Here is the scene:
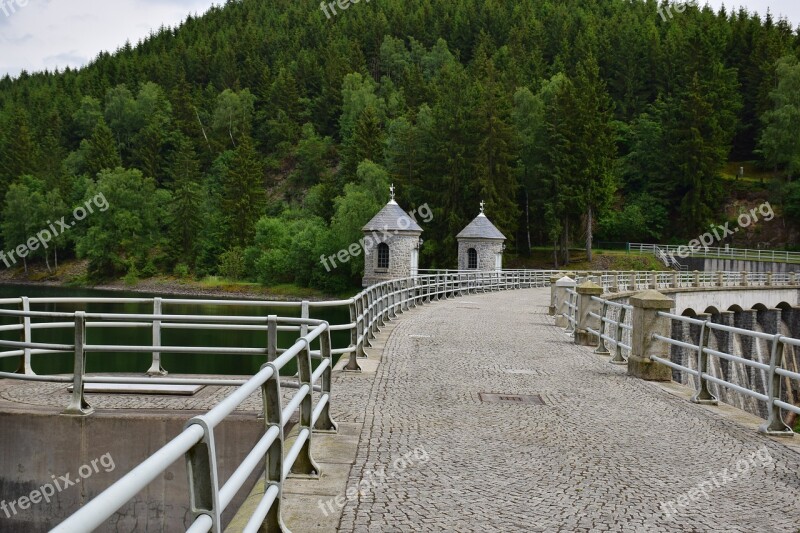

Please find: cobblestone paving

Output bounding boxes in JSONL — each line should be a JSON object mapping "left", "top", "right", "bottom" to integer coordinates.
{"left": 333, "top": 288, "right": 800, "bottom": 533}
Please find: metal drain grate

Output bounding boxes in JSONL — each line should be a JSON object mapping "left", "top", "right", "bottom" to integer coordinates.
{"left": 478, "top": 393, "right": 544, "bottom": 405}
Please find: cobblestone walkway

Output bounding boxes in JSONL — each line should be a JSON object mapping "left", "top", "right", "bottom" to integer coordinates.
{"left": 331, "top": 288, "right": 800, "bottom": 533}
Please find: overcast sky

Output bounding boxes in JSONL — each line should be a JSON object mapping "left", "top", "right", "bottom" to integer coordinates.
{"left": 0, "top": 1, "right": 798, "bottom": 78}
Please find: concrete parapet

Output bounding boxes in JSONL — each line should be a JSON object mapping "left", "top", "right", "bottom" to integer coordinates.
{"left": 554, "top": 276, "right": 577, "bottom": 328}
{"left": 627, "top": 290, "right": 674, "bottom": 381}
{"left": 574, "top": 281, "right": 603, "bottom": 346}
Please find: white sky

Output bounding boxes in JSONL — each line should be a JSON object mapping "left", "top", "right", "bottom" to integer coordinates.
{"left": 0, "top": 1, "right": 798, "bottom": 78}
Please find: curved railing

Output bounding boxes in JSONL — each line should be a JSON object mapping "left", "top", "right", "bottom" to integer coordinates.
{"left": 1, "top": 267, "right": 795, "bottom": 531}
{"left": 31, "top": 270, "right": 548, "bottom": 532}
{"left": 555, "top": 277, "right": 800, "bottom": 437}
{"left": 51, "top": 316, "right": 336, "bottom": 533}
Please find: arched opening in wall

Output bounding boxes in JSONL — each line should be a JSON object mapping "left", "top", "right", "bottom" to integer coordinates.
{"left": 377, "top": 243, "right": 390, "bottom": 270}
{"left": 777, "top": 302, "right": 793, "bottom": 329}
{"left": 467, "top": 248, "right": 478, "bottom": 270}
{"left": 751, "top": 303, "right": 768, "bottom": 311}
{"left": 727, "top": 304, "right": 744, "bottom": 313}
{"left": 704, "top": 306, "right": 721, "bottom": 316}
{"left": 681, "top": 308, "right": 697, "bottom": 318}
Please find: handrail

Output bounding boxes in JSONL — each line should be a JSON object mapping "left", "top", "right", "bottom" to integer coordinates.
{"left": 556, "top": 278, "right": 799, "bottom": 437}
{"left": 52, "top": 318, "right": 335, "bottom": 532}
{"left": 629, "top": 242, "right": 800, "bottom": 264}
{"left": 652, "top": 312, "right": 800, "bottom": 435}
{"left": 1, "top": 267, "right": 796, "bottom": 531}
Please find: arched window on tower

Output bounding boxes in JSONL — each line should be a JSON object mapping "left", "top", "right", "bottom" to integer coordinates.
{"left": 467, "top": 248, "right": 478, "bottom": 269}
{"left": 377, "top": 243, "right": 390, "bottom": 269}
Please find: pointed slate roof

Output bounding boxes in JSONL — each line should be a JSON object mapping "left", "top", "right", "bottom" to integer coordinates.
{"left": 456, "top": 213, "right": 506, "bottom": 240}
{"left": 363, "top": 200, "right": 423, "bottom": 233}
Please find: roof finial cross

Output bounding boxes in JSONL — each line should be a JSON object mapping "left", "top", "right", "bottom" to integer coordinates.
{"left": 480, "top": 200, "right": 485, "bottom": 214}
{"left": 390, "top": 183, "right": 396, "bottom": 201}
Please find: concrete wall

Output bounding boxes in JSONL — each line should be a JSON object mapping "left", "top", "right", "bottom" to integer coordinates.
{"left": 362, "top": 231, "right": 420, "bottom": 287}
{"left": 0, "top": 406, "right": 263, "bottom": 532}
{"left": 669, "top": 287, "right": 798, "bottom": 315}
{"left": 604, "top": 286, "right": 800, "bottom": 423}
{"left": 679, "top": 257, "right": 799, "bottom": 273}
{"left": 457, "top": 239, "right": 503, "bottom": 271}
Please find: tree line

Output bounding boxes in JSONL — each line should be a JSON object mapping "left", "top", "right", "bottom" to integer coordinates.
{"left": 1, "top": 0, "right": 799, "bottom": 290}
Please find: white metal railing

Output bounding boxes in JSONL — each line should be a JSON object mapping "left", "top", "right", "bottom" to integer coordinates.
{"left": 630, "top": 243, "right": 800, "bottom": 264}
{"left": 36, "top": 270, "right": 550, "bottom": 531}
{"left": 652, "top": 312, "right": 800, "bottom": 436}
{"left": 0, "top": 267, "right": 796, "bottom": 530}
{"left": 49, "top": 315, "right": 335, "bottom": 532}
{"left": 586, "top": 296, "right": 633, "bottom": 364}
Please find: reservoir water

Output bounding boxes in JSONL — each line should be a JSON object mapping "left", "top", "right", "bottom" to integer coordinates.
{"left": 0, "top": 285, "right": 351, "bottom": 376}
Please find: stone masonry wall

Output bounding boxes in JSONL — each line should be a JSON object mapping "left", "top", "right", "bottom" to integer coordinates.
{"left": 457, "top": 239, "right": 503, "bottom": 271}
{"left": 362, "top": 231, "right": 420, "bottom": 287}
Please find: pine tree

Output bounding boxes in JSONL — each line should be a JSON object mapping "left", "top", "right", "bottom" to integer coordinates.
{"left": 86, "top": 121, "right": 123, "bottom": 178}
{"left": 222, "top": 134, "right": 266, "bottom": 246}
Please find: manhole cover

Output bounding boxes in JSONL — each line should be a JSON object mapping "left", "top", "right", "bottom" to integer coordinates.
{"left": 478, "top": 393, "right": 544, "bottom": 405}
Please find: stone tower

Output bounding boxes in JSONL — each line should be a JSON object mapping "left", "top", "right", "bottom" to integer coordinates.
{"left": 362, "top": 186, "right": 423, "bottom": 287}
{"left": 456, "top": 202, "right": 506, "bottom": 271}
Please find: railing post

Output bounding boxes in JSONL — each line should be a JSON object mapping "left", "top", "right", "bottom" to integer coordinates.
{"left": 648, "top": 272, "right": 657, "bottom": 290}
{"left": 627, "top": 290, "right": 673, "bottom": 381}
{"left": 716, "top": 271, "right": 724, "bottom": 287}
{"left": 315, "top": 328, "right": 338, "bottom": 431}
{"left": 364, "top": 293, "right": 374, "bottom": 347}
{"left": 390, "top": 282, "right": 399, "bottom": 318}
{"left": 356, "top": 297, "right": 367, "bottom": 359}
{"left": 147, "top": 297, "right": 167, "bottom": 375}
{"left": 267, "top": 315, "right": 278, "bottom": 363}
{"left": 594, "top": 301, "right": 610, "bottom": 356}
{"left": 63, "top": 311, "right": 94, "bottom": 416}
{"left": 609, "top": 306, "right": 628, "bottom": 365}
{"left": 184, "top": 417, "right": 222, "bottom": 532}
{"left": 766, "top": 271, "right": 773, "bottom": 287}
{"left": 791, "top": 272, "right": 798, "bottom": 285}
{"left": 345, "top": 303, "right": 361, "bottom": 371}
{"left": 670, "top": 271, "right": 678, "bottom": 289}
{"left": 554, "top": 276, "right": 577, "bottom": 328}
{"left": 759, "top": 334, "right": 794, "bottom": 437}
{"left": 290, "top": 338, "right": 321, "bottom": 477}
{"left": 300, "top": 300, "right": 310, "bottom": 337}
{"left": 575, "top": 281, "right": 603, "bottom": 346}
{"left": 740, "top": 271, "right": 748, "bottom": 287}
{"left": 15, "top": 297, "right": 34, "bottom": 375}
{"left": 692, "top": 270, "right": 700, "bottom": 288}
{"left": 260, "top": 362, "right": 287, "bottom": 530}
{"left": 691, "top": 315, "right": 718, "bottom": 405}
{"left": 610, "top": 271, "right": 619, "bottom": 293}
{"left": 548, "top": 273, "right": 563, "bottom": 315}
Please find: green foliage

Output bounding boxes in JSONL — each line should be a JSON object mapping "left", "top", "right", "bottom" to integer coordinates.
{"left": 76, "top": 168, "right": 168, "bottom": 278}
{"left": 0, "top": 0, "right": 797, "bottom": 280}
{"left": 218, "top": 247, "right": 246, "bottom": 281}
{"left": 758, "top": 56, "right": 800, "bottom": 179}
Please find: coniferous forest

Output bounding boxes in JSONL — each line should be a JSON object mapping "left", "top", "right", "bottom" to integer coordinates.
{"left": 1, "top": 0, "right": 800, "bottom": 291}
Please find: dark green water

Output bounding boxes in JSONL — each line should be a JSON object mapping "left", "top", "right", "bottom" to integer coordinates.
{"left": 0, "top": 285, "right": 351, "bottom": 376}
